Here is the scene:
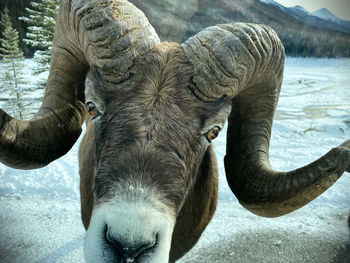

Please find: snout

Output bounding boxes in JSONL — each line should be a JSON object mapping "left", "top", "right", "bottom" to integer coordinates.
{"left": 84, "top": 199, "right": 175, "bottom": 263}
{"left": 105, "top": 229, "right": 158, "bottom": 262}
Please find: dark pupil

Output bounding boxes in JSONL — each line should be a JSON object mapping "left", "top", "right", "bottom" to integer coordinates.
{"left": 208, "top": 127, "right": 220, "bottom": 141}
{"left": 87, "top": 102, "right": 96, "bottom": 112}
{"left": 89, "top": 104, "right": 96, "bottom": 112}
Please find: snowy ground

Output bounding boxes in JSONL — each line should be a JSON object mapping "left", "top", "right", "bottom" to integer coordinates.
{"left": 0, "top": 57, "right": 349, "bottom": 262}
{"left": 0, "top": 59, "right": 47, "bottom": 119}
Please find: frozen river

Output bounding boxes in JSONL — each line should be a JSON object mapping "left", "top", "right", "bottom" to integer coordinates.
{"left": 0, "top": 57, "right": 349, "bottom": 262}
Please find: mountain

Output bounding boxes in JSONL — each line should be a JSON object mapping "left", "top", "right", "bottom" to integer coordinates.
{"left": 149, "top": 0, "right": 350, "bottom": 57}
{"left": 256, "top": 0, "right": 350, "bottom": 34}
{"left": 289, "top": 5, "right": 311, "bottom": 17}
{"left": 130, "top": 0, "right": 350, "bottom": 57}
{"left": 313, "top": 8, "right": 343, "bottom": 24}
{"left": 2, "top": 0, "right": 350, "bottom": 58}
{"left": 312, "top": 8, "right": 350, "bottom": 30}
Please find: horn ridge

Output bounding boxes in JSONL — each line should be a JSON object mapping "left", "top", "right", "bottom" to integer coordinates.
{"left": 0, "top": 101, "right": 85, "bottom": 169}
{"left": 182, "top": 22, "right": 349, "bottom": 217}
{"left": 181, "top": 23, "right": 282, "bottom": 101}
{"left": 77, "top": 0, "right": 160, "bottom": 81}
{"left": 0, "top": 0, "right": 160, "bottom": 169}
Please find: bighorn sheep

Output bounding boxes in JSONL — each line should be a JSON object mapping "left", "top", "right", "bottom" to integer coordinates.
{"left": 0, "top": 0, "right": 349, "bottom": 262}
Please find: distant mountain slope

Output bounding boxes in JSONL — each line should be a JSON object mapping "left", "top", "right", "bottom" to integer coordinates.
{"left": 2, "top": 0, "right": 350, "bottom": 58}
{"left": 256, "top": 0, "right": 350, "bottom": 34}
{"left": 132, "top": 0, "right": 350, "bottom": 57}
{"left": 312, "top": 8, "right": 350, "bottom": 30}
{"left": 313, "top": 8, "right": 343, "bottom": 23}
{"left": 289, "top": 5, "right": 311, "bottom": 17}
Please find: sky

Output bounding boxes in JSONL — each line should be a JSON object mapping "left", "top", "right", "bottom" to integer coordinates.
{"left": 274, "top": 0, "right": 350, "bottom": 21}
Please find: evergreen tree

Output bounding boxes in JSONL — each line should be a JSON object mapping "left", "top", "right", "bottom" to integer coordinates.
{"left": 20, "top": 0, "right": 59, "bottom": 87}
{"left": 0, "top": 7, "right": 28, "bottom": 120}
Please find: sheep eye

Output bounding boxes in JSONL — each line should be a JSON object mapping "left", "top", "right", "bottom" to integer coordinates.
{"left": 207, "top": 126, "right": 221, "bottom": 142}
{"left": 86, "top": 101, "right": 100, "bottom": 118}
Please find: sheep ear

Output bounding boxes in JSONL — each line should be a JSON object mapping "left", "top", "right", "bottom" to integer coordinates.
{"left": 182, "top": 23, "right": 350, "bottom": 217}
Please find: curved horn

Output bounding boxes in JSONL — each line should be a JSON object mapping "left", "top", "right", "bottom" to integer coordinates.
{"left": 181, "top": 23, "right": 350, "bottom": 217}
{"left": 0, "top": 0, "right": 160, "bottom": 169}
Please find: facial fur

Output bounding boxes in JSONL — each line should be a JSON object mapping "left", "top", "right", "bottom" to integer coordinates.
{"left": 86, "top": 42, "right": 231, "bottom": 212}
{"left": 83, "top": 42, "right": 231, "bottom": 262}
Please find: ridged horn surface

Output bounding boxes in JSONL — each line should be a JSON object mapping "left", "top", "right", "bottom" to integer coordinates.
{"left": 0, "top": 0, "right": 160, "bottom": 169}
{"left": 182, "top": 23, "right": 350, "bottom": 217}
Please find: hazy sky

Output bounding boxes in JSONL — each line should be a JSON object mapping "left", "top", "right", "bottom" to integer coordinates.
{"left": 274, "top": 0, "right": 350, "bottom": 20}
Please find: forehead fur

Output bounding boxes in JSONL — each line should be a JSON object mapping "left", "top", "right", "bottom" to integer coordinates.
{"left": 90, "top": 41, "right": 230, "bottom": 210}
{"left": 91, "top": 43, "right": 205, "bottom": 207}
{"left": 96, "top": 42, "right": 204, "bottom": 147}
{"left": 132, "top": 42, "right": 195, "bottom": 107}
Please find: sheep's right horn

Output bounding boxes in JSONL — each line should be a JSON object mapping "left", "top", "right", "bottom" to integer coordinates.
{"left": 181, "top": 23, "right": 350, "bottom": 217}
{"left": 0, "top": 0, "right": 160, "bottom": 169}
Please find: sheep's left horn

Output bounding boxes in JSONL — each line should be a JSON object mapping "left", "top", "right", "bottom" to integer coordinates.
{"left": 181, "top": 23, "right": 350, "bottom": 217}
{"left": 0, "top": 103, "right": 85, "bottom": 169}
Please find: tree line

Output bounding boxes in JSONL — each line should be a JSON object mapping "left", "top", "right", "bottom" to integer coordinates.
{"left": 277, "top": 27, "right": 350, "bottom": 58}
{"left": 0, "top": 0, "right": 59, "bottom": 119}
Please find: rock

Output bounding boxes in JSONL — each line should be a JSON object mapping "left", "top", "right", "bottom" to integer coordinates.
{"left": 273, "top": 240, "right": 282, "bottom": 246}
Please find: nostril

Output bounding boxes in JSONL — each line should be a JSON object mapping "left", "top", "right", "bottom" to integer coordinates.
{"left": 105, "top": 229, "right": 158, "bottom": 260}
{"left": 105, "top": 230, "right": 124, "bottom": 254}
{"left": 128, "top": 237, "right": 157, "bottom": 259}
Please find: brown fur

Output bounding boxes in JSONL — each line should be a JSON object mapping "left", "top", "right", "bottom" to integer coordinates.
{"left": 79, "top": 42, "right": 231, "bottom": 260}
{"left": 79, "top": 119, "right": 95, "bottom": 229}
{"left": 79, "top": 126, "right": 219, "bottom": 261}
{"left": 169, "top": 145, "right": 218, "bottom": 262}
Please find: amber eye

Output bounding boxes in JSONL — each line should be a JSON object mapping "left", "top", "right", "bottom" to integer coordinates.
{"left": 207, "top": 126, "right": 221, "bottom": 141}
{"left": 86, "top": 101, "right": 100, "bottom": 118}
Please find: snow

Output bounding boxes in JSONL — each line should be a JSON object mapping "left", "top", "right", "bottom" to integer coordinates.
{"left": 290, "top": 5, "right": 311, "bottom": 15}
{"left": 0, "top": 57, "right": 349, "bottom": 262}
{"left": 257, "top": 0, "right": 276, "bottom": 4}
{"left": 257, "top": 0, "right": 282, "bottom": 9}
{"left": 0, "top": 59, "right": 47, "bottom": 118}
{"left": 257, "top": 0, "right": 287, "bottom": 12}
